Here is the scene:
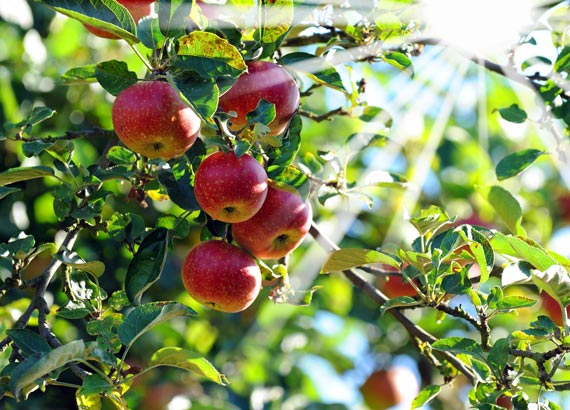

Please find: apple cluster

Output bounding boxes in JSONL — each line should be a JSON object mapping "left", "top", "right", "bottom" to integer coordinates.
{"left": 109, "top": 45, "right": 309, "bottom": 313}
{"left": 185, "top": 152, "right": 312, "bottom": 313}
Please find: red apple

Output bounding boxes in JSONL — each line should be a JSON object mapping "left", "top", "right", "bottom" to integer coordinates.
{"left": 232, "top": 185, "right": 312, "bottom": 260}
{"left": 84, "top": 0, "right": 154, "bottom": 39}
{"left": 112, "top": 81, "right": 200, "bottom": 159}
{"left": 181, "top": 240, "right": 262, "bottom": 313}
{"left": 194, "top": 151, "right": 268, "bottom": 223}
{"left": 540, "top": 291, "right": 568, "bottom": 326}
{"left": 496, "top": 395, "right": 513, "bottom": 410}
{"left": 218, "top": 61, "right": 300, "bottom": 136}
{"left": 196, "top": 0, "right": 220, "bottom": 20}
{"left": 359, "top": 366, "right": 419, "bottom": 410}
{"left": 382, "top": 275, "right": 418, "bottom": 298}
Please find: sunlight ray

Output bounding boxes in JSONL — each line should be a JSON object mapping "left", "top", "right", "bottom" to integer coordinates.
{"left": 477, "top": 62, "right": 489, "bottom": 152}
{"left": 384, "top": 53, "right": 471, "bottom": 243}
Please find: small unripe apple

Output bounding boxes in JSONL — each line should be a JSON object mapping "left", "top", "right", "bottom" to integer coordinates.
{"left": 359, "top": 366, "right": 419, "bottom": 410}
{"left": 112, "top": 81, "right": 200, "bottom": 159}
{"left": 218, "top": 61, "right": 300, "bottom": 136}
{"left": 84, "top": 0, "right": 154, "bottom": 39}
{"left": 194, "top": 151, "right": 268, "bottom": 223}
{"left": 181, "top": 240, "right": 262, "bottom": 313}
{"left": 496, "top": 395, "right": 513, "bottom": 410}
{"left": 232, "top": 185, "right": 312, "bottom": 260}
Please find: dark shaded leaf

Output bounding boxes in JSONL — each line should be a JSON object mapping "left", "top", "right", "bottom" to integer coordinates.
{"left": 118, "top": 302, "right": 196, "bottom": 348}
{"left": 497, "top": 104, "right": 527, "bottom": 123}
{"left": 124, "top": 228, "right": 169, "bottom": 305}
{"left": 496, "top": 149, "right": 545, "bottom": 181}
{"left": 95, "top": 60, "right": 138, "bottom": 96}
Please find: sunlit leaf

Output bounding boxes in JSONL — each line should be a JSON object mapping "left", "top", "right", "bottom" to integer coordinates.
{"left": 117, "top": 302, "right": 196, "bottom": 349}
{"left": 175, "top": 32, "right": 246, "bottom": 79}
{"left": 0, "top": 166, "right": 55, "bottom": 186}
{"left": 10, "top": 340, "right": 85, "bottom": 400}
{"left": 532, "top": 265, "right": 570, "bottom": 307}
{"left": 479, "top": 185, "right": 525, "bottom": 235}
{"left": 61, "top": 65, "right": 97, "bottom": 83}
{"left": 412, "top": 384, "right": 441, "bottom": 409}
{"left": 431, "top": 337, "right": 484, "bottom": 358}
{"left": 279, "top": 52, "right": 346, "bottom": 92}
{"left": 322, "top": 248, "right": 400, "bottom": 273}
{"left": 55, "top": 249, "right": 105, "bottom": 277}
{"left": 148, "top": 347, "right": 228, "bottom": 385}
{"left": 37, "top": 0, "right": 138, "bottom": 43}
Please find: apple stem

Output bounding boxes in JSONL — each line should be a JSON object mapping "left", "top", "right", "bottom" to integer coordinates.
{"left": 128, "top": 42, "right": 154, "bottom": 72}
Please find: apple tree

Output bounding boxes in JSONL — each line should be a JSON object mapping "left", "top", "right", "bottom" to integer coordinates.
{"left": 1, "top": 1, "right": 570, "bottom": 409}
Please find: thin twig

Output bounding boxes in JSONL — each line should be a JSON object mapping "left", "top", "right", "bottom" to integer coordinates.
{"left": 309, "top": 222, "right": 476, "bottom": 383}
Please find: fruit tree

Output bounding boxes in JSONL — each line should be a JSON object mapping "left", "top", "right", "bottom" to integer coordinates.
{"left": 1, "top": 1, "right": 570, "bottom": 409}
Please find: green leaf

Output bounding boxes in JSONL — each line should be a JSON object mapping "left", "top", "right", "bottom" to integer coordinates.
{"left": 441, "top": 273, "right": 472, "bottom": 295}
{"left": 61, "top": 65, "right": 97, "bottom": 84}
{"left": 95, "top": 60, "right": 138, "bottom": 96}
{"left": 37, "top": 0, "right": 139, "bottom": 43}
{"left": 117, "top": 302, "right": 196, "bottom": 349}
{"left": 266, "top": 114, "right": 302, "bottom": 166}
{"left": 22, "top": 141, "right": 54, "bottom": 157}
{"left": 431, "top": 337, "right": 484, "bottom": 358}
{"left": 170, "top": 74, "right": 219, "bottom": 121}
{"left": 5, "top": 107, "right": 56, "bottom": 132}
{"left": 379, "top": 296, "right": 419, "bottom": 315}
{"left": 55, "top": 249, "right": 105, "bottom": 277}
{"left": 486, "top": 338, "right": 509, "bottom": 374}
{"left": 491, "top": 232, "right": 558, "bottom": 272}
{"left": 148, "top": 347, "right": 228, "bottom": 385}
{"left": 358, "top": 106, "right": 393, "bottom": 125}
{"left": 279, "top": 52, "right": 346, "bottom": 92}
{"left": 124, "top": 228, "right": 169, "bottom": 305}
{"left": 157, "top": 160, "right": 200, "bottom": 212}
{"left": 78, "top": 374, "right": 113, "bottom": 396}
{"left": 495, "top": 149, "right": 545, "bottom": 181}
{"left": 75, "top": 391, "right": 102, "bottom": 410}
{"left": 412, "top": 384, "right": 441, "bottom": 409}
{"left": 532, "top": 265, "right": 570, "bottom": 307}
{"left": 267, "top": 164, "right": 310, "bottom": 201}
{"left": 175, "top": 32, "right": 246, "bottom": 79}
{"left": 383, "top": 51, "right": 412, "bottom": 70}
{"left": 6, "top": 329, "right": 52, "bottom": 357}
{"left": 260, "top": 0, "right": 294, "bottom": 44}
{"left": 0, "top": 166, "right": 55, "bottom": 186}
{"left": 0, "top": 186, "right": 20, "bottom": 200}
{"left": 10, "top": 340, "right": 85, "bottom": 400}
{"left": 497, "top": 103, "right": 527, "bottom": 123}
{"left": 157, "top": 0, "right": 192, "bottom": 39}
{"left": 106, "top": 146, "right": 137, "bottom": 165}
{"left": 408, "top": 205, "right": 451, "bottom": 236}
{"left": 554, "top": 46, "right": 570, "bottom": 73}
{"left": 495, "top": 295, "right": 537, "bottom": 310}
{"left": 480, "top": 185, "right": 524, "bottom": 235}
{"left": 322, "top": 248, "right": 400, "bottom": 273}
{"left": 137, "top": 15, "right": 166, "bottom": 50}
{"left": 246, "top": 99, "right": 276, "bottom": 126}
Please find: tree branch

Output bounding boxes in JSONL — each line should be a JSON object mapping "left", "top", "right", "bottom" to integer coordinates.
{"left": 309, "top": 222, "right": 476, "bottom": 383}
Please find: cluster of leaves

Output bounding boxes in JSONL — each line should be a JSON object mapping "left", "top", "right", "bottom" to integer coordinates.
{"left": 1, "top": 0, "right": 570, "bottom": 409}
